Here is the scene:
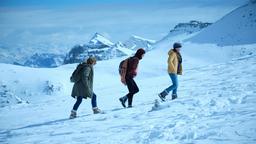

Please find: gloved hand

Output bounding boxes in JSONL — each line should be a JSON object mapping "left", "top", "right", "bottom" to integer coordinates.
{"left": 121, "top": 77, "right": 126, "bottom": 85}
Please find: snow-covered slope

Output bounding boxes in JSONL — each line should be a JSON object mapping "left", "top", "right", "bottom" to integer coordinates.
{"left": 0, "top": 41, "right": 256, "bottom": 143}
{"left": 187, "top": 2, "right": 256, "bottom": 46}
{"left": 0, "top": 64, "right": 70, "bottom": 107}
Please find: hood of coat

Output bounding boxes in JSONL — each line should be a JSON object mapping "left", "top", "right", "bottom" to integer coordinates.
{"left": 78, "top": 62, "right": 93, "bottom": 70}
{"left": 168, "top": 49, "right": 175, "bottom": 56}
{"left": 135, "top": 48, "right": 146, "bottom": 60}
{"left": 81, "top": 62, "right": 92, "bottom": 67}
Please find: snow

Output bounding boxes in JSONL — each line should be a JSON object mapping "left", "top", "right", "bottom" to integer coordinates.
{"left": 0, "top": 39, "right": 256, "bottom": 143}
{"left": 187, "top": 2, "right": 256, "bottom": 46}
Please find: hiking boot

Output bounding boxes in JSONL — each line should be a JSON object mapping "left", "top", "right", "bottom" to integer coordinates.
{"left": 69, "top": 110, "right": 77, "bottom": 119}
{"left": 158, "top": 91, "right": 168, "bottom": 101}
{"left": 119, "top": 96, "right": 127, "bottom": 108}
{"left": 92, "top": 107, "right": 101, "bottom": 114}
{"left": 172, "top": 94, "right": 178, "bottom": 100}
{"left": 127, "top": 105, "right": 132, "bottom": 108}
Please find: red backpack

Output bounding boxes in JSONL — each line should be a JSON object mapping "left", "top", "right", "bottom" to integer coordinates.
{"left": 118, "top": 57, "right": 130, "bottom": 77}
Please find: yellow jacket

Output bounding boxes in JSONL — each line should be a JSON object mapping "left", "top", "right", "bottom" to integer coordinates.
{"left": 167, "top": 50, "right": 183, "bottom": 75}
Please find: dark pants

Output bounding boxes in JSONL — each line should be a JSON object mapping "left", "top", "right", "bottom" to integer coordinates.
{"left": 125, "top": 76, "right": 139, "bottom": 106}
{"left": 73, "top": 93, "right": 97, "bottom": 111}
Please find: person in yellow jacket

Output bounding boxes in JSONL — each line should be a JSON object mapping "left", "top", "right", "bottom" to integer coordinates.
{"left": 158, "top": 42, "right": 183, "bottom": 101}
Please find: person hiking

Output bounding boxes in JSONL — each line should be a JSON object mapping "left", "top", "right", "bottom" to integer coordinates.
{"left": 158, "top": 42, "right": 183, "bottom": 101}
{"left": 69, "top": 57, "right": 101, "bottom": 119}
{"left": 119, "top": 48, "right": 146, "bottom": 108}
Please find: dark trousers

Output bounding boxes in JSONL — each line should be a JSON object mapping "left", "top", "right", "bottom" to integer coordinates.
{"left": 73, "top": 93, "right": 97, "bottom": 111}
{"left": 125, "top": 76, "right": 139, "bottom": 106}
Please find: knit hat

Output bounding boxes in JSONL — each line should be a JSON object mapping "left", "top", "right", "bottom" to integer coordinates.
{"left": 86, "top": 57, "right": 97, "bottom": 65}
{"left": 173, "top": 42, "right": 182, "bottom": 49}
{"left": 135, "top": 48, "right": 146, "bottom": 60}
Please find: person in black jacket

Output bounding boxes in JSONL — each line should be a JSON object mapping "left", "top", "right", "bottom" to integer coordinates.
{"left": 119, "top": 48, "right": 146, "bottom": 108}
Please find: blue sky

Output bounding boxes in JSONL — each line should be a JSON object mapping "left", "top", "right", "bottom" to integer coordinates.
{"left": 0, "top": 0, "right": 116, "bottom": 6}
{"left": 2, "top": 0, "right": 147, "bottom": 7}
{"left": 0, "top": 0, "right": 247, "bottom": 7}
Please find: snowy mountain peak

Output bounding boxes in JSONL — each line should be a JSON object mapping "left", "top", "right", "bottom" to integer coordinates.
{"left": 171, "top": 20, "right": 212, "bottom": 34}
{"left": 89, "top": 33, "right": 114, "bottom": 46}
{"left": 64, "top": 36, "right": 132, "bottom": 64}
{"left": 130, "top": 35, "right": 156, "bottom": 44}
{"left": 124, "top": 35, "right": 156, "bottom": 51}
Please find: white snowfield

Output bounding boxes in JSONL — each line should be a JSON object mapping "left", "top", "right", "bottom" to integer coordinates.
{"left": 0, "top": 41, "right": 255, "bottom": 144}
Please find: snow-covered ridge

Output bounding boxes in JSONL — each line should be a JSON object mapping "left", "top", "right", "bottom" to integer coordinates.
{"left": 156, "top": 20, "right": 212, "bottom": 45}
{"left": 170, "top": 20, "right": 212, "bottom": 34}
{"left": 186, "top": 2, "right": 256, "bottom": 46}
